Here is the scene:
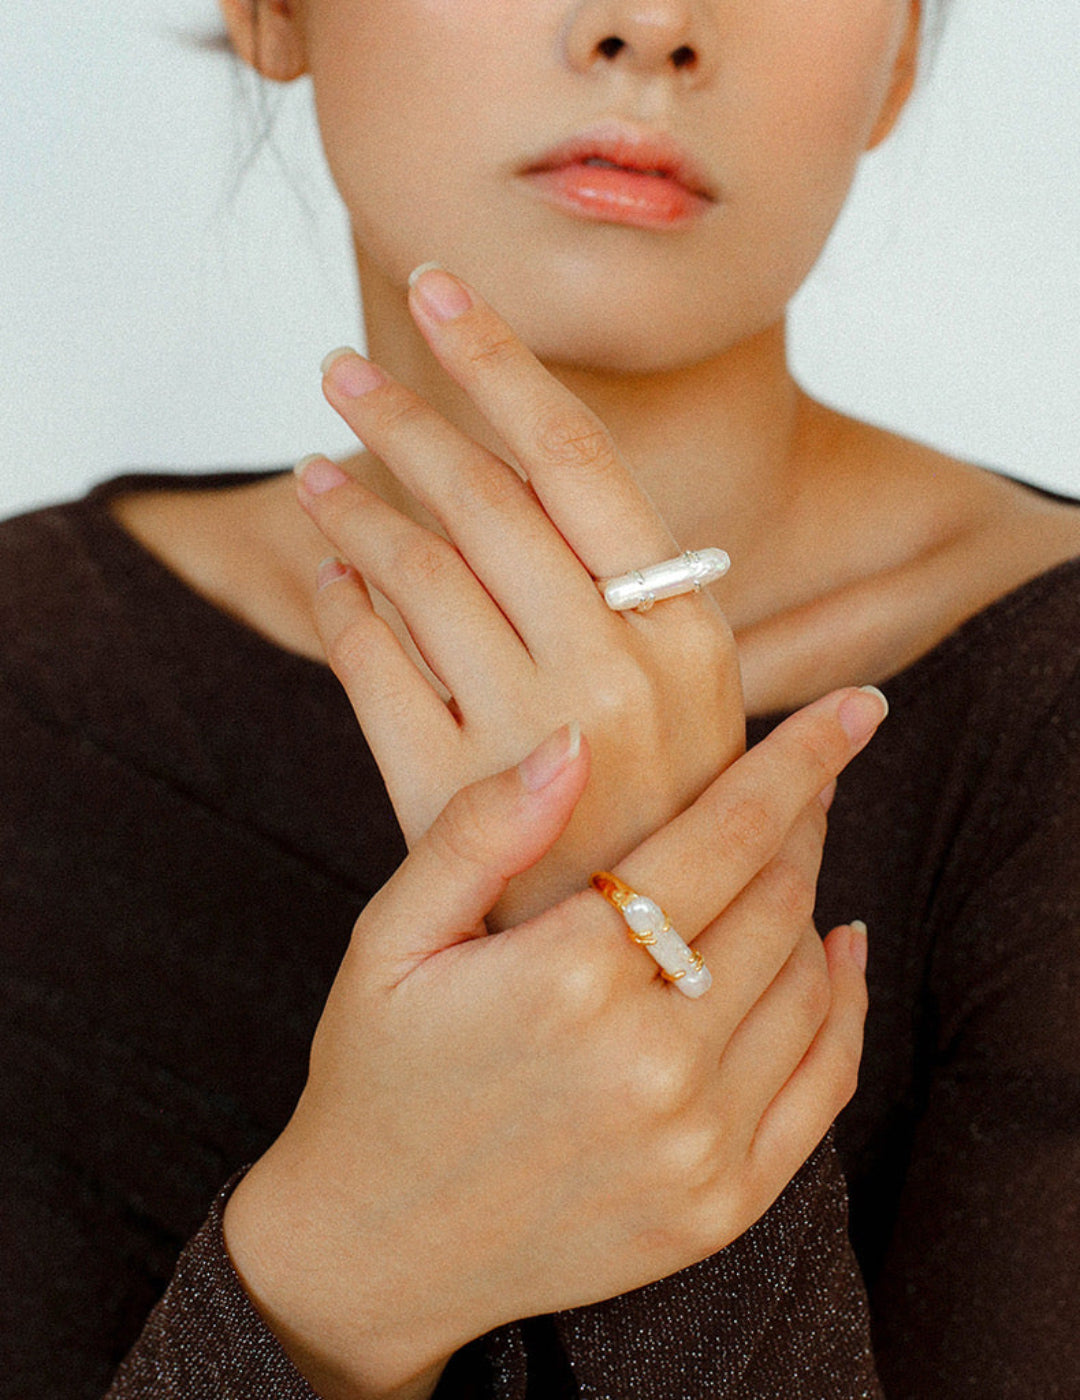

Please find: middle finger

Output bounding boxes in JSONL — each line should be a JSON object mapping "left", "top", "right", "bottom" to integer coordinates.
{"left": 320, "top": 350, "right": 607, "bottom": 659}
{"left": 404, "top": 263, "right": 679, "bottom": 580}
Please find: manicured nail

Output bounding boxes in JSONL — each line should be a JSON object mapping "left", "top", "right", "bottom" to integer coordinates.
{"left": 518, "top": 722, "right": 582, "bottom": 792}
{"left": 838, "top": 686, "right": 888, "bottom": 745}
{"left": 849, "top": 920, "right": 868, "bottom": 972}
{"left": 295, "top": 455, "right": 348, "bottom": 495}
{"left": 320, "top": 348, "right": 385, "bottom": 398}
{"left": 408, "top": 263, "right": 473, "bottom": 324}
{"left": 316, "top": 556, "right": 349, "bottom": 591}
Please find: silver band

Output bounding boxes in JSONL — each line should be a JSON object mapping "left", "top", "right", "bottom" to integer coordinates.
{"left": 600, "top": 548, "right": 730, "bottom": 613}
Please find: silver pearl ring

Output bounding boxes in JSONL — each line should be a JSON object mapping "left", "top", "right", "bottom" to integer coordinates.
{"left": 599, "top": 548, "right": 730, "bottom": 613}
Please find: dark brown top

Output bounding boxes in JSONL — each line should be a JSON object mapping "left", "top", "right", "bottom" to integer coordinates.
{"left": 1, "top": 471, "right": 1077, "bottom": 1399}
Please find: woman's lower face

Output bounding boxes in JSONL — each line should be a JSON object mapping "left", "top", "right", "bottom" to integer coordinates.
{"left": 253, "top": 0, "right": 919, "bottom": 375}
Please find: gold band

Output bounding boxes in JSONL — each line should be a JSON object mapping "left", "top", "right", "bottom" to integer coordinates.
{"left": 590, "top": 871, "right": 711, "bottom": 998}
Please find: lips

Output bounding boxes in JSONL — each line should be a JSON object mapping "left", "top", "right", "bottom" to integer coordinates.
{"left": 520, "top": 121, "right": 717, "bottom": 203}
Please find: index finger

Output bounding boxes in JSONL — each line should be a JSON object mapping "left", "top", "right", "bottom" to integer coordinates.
{"left": 603, "top": 685, "right": 889, "bottom": 941}
{"left": 407, "top": 262, "right": 678, "bottom": 577}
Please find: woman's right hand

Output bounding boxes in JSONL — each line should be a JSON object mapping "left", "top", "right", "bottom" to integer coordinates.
{"left": 223, "top": 685, "right": 885, "bottom": 1400}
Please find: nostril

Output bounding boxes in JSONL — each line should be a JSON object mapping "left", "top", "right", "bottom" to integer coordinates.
{"left": 671, "top": 45, "right": 696, "bottom": 70}
{"left": 597, "top": 36, "right": 625, "bottom": 59}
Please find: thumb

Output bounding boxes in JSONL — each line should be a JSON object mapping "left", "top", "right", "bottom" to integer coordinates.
{"left": 357, "top": 723, "right": 589, "bottom": 978}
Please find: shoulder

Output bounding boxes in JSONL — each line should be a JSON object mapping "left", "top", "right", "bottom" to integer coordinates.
{"left": 0, "top": 495, "right": 112, "bottom": 715}
{"left": 0, "top": 479, "right": 209, "bottom": 742}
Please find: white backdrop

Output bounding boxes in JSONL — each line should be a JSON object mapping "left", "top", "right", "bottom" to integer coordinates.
{"left": 1, "top": 0, "right": 1078, "bottom": 522}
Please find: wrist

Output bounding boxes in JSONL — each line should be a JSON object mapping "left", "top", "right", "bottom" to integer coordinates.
{"left": 223, "top": 1148, "right": 453, "bottom": 1400}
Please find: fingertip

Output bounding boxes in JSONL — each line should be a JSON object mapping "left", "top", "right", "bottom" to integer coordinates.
{"left": 848, "top": 920, "right": 868, "bottom": 973}
{"left": 316, "top": 556, "right": 349, "bottom": 592}
{"left": 837, "top": 686, "right": 889, "bottom": 746}
{"left": 823, "top": 921, "right": 868, "bottom": 977}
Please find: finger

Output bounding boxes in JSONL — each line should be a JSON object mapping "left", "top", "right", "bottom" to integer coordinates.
{"left": 297, "top": 456, "right": 533, "bottom": 718}
{"left": 689, "top": 798, "right": 827, "bottom": 1029}
{"left": 312, "top": 557, "right": 460, "bottom": 837}
{"left": 316, "top": 354, "right": 604, "bottom": 655}
{"left": 747, "top": 923, "right": 869, "bottom": 1185}
{"left": 405, "top": 264, "right": 679, "bottom": 577}
{"left": 711, "top": 925, "right": 832, "bottom": 1132}
{"left": 596, "top": 686, "right": 888, "bottom": 941}
{"left": 355, "top": 724, "right": 590, "bottom": 986}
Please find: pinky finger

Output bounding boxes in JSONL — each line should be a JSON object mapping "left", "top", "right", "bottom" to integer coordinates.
{"left": 313, "top": 556, "right": 460, "bottom": 809}
{"left": 747, "top": 923, "right": 869, "bottom": 1186}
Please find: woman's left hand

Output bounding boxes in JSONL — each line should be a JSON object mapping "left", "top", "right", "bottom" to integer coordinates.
{"left": 296, "top": 265, "right": 744, "bottom": 929}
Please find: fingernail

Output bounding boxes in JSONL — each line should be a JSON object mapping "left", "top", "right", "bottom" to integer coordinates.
{"left": 321, "top": 349, "right": 386, "bottom": 398}
{"left": 408, "top": 263, "right": 473, "bottom": 324}
{"left": 849, "top": 920, "right": 868, "bottom": 972}
{"left": 295, "top": 455, "right": 348, "bottom": 495}
{"left": 818, "top": 780, "right": 837, "bottom": 812}
{"left": 316, "top": 556, "right": 349, "bottom": 591}
{"left": 838, "top": 686, "right": 889, "bottom": 745}
{"left": 518, "top": 722, "right": 582, "bottom": 792}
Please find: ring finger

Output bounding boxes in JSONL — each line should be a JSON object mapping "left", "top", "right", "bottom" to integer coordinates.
{"left": 297, "top": 459, "right": 534, "bottom": 718}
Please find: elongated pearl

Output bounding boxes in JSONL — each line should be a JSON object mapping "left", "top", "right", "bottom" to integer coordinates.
{"left": 622, "top": 896, "right": 712, "bottom": 999}
{"left": 603, "top": 548, "right": 730, "bottom": 612}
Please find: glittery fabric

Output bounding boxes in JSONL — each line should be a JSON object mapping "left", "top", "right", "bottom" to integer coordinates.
{"left": 101, "top": 1135, "right": 879, "bottom": 1398}
{"left": 105, "top": 1176, "right": 321, "bottom": 1398}
{"left": 554, "top": 1136, "right": 880, "bottom": 1399}
{"left": 2, "top": 473, "right": 1077, "bottom": 1397}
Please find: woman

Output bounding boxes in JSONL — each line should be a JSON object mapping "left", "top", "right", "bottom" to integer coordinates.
{"left": 2, "top": 0, "right": 1077, "bottom": 1395}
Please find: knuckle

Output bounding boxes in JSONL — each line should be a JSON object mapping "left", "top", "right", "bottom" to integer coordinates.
{"left": 790, "top": 942, "right": 832, "bottom": 1035}
{"left": 530, "top": 407, "right": 618, "bottom": 475}
{"left": 620, "top": 1042, "right": 697, "bottom": 1117}
{"left": 464, "top": 326, "right": 520, "bottom": 372}
{"left": 585, "top": 658, "right": 657, "bottom": 722}
{"left": 451, "top": 462, "right": 525, "bottom": 521}
{"left": 673, "top": 611, "right": 735, "bottom": 665}
{"left": 785, "top": 725, "right": 843, "bottom": 796}
{"left": 550, "top": 948, "right": 614, "bottom": 1021}
{"left": 683, "top": 1184, "right": 746, "bottom": 1258}
{"left": 764, "top": 854, "right": 816, "bottom": 927}
{"left": 721, "top": 794, "right": 776, "bottom": 858}
{"left": 388, "top": 533, "right": 455, "bottom": 590}
{"left": 655, "top": 1122, "right": 717, "bottom": 1188}
{"left": 376, "top": 391, "right": 430, "bottom": 436}
{"left": 429, "top": 783, "right": 491, "bottom": 873}
{"left": 323, "top": 617, "right": 368, "bottom": 680}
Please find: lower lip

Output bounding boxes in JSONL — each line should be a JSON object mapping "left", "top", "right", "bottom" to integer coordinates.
{"left": 522, "top": 163, "right": 712, "bottom": 230}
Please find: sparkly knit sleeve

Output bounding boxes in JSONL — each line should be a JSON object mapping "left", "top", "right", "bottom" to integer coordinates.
{"left": 553, "top": 1131, "right": 884, "bottom": 1400}
{"left": 104, "top": 1174, "right": 531, "bottom": 1399}
{"left": 105, "top": 1174, "right": 322, "bottom": 1398}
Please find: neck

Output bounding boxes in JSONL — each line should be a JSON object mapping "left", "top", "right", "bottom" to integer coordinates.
{"left": 355, "top": 250, "right": 817, "bottom": 581}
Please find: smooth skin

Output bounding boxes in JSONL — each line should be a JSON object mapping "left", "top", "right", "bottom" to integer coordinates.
{"left": 227, "top": 272, "right": 885, "bottom": 1397}
{"left": 101, "top": 0, "right": 1080, "bottom": 1396}
{"left": 225, "top": 691, "right": 883, "bottom": 1399}
{"left": 297, "top": 267, "right": 746, "bottom": 929}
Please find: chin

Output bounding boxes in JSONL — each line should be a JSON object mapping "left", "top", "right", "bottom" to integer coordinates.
{"left": 510, "top": 288, "right": 764, "bottom": 378}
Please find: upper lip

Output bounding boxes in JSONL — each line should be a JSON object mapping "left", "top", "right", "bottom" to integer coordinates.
{"left": 520, "top": 120, "right": 717, "bottom": 202}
